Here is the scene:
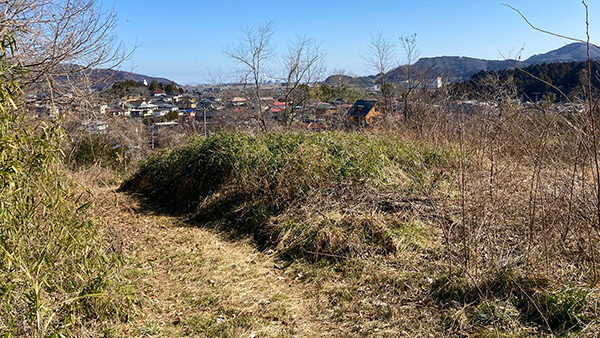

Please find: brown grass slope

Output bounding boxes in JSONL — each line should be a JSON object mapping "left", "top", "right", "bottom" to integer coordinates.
{"left": 116, "top": 120, "right": 600, "bottom": 336}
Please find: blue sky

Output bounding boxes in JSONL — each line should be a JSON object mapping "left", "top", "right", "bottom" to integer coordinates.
{"left": 107, "top": 1, "right": 599, "bottom": 84}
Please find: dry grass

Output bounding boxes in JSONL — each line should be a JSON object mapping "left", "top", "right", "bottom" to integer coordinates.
{"left": 93, "top": 184, "right": 463, "bottom": 337}
{"left": 0, "top": 111, "right": 133, "bottom": 336}
{"left": 79, "top": 93, "right": 600, "bottom": 337}
{"left": 114, "top": 121, "right": 600, "bottom": 336}
{"left": 95, "top": 187, "right": 327, "bottom": 337}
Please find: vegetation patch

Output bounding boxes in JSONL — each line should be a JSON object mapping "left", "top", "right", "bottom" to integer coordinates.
{"left": 122, "top": 131, "right": 452, "bottom": 261}
{"left": 68, "top": 133, "right": 128, "bottom": 169}
{"left": 0, "top": 107, "right": 132, "bottom": 337}
{"left": 0, "top": 34, "right": 132, "bottom": 336}
{"left": 432, "top": 268, "right": 598, "bottom": 334}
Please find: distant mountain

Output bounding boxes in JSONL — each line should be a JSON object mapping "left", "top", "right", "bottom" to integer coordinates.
{"left": 398, "top": 57, "right": 523, "bottom": 83}
{"left": 50, "top": 65, "right": 177, "bottom": 90}
{"left": 89, "top": 68, "right": 177, "bottom": 88}
{"left": 413, "top": 43, "right": 600, "bottom": 82}
{"left": 325, "top": 56, "right": 524, "bottom": 85}
{"left": 322, "top": 74, "right": 375, "bottom": 86}
{"left": 524, "top": 42, "right": 600, "bottom": 64}
{"left": 325, "top": 43, "right": 600, "bottom": 86}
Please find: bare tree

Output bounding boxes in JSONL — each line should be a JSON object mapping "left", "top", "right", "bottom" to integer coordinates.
{"left": 279, "top": 35, "right": 324, "bottom": 128}
{"left": 1, "top": 0, "right": 127, "bottom": 101}
{"left": 399, "top": 33, "right": 420, "bottom": 121}
{"left": 363, "top": 31, "right": 396, "bottom": 114}
{"left": 223, "top": 21, "right": 275, "bottom": 132}
{"left": 475, "top": 71, "right": 518, "bottom": 114}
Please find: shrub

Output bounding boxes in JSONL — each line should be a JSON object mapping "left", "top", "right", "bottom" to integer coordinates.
{"left": 68, "top": 134, "right": 127, "bottom": 169}
{"left": 0, "top": 34, "right": 130, "bottom": 336}
{"left": 122, "top": 131, "right": 451, "bottom": 210}
{"left": 121, "top": 131, "right": 451, "bottom": 260}
{"left": 431, "top": 269, "right": 597, "bottom": 334}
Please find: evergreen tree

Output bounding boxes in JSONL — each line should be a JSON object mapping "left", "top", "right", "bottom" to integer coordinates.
{"left": 149, "top": 79, "right": 159, "bottom": 91}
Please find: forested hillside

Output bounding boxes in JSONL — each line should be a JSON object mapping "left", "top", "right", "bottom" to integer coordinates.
{"left": 454, "top": 61, "right": 600, "bottom": 101}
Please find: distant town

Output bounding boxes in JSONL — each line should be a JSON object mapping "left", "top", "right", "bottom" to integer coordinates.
{"left": 20, "top": 41, "right": 600, "bottom": 155}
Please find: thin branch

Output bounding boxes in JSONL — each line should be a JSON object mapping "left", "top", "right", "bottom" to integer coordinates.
{"left": 502, "top": 3, "right": 600, "bottom": 49}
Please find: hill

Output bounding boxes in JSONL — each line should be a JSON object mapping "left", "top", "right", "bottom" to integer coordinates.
{"left": 49, "top": 65, "right": 178, "bottom": 91}
{"left": 322, "top": 73, "right": 375, "bottom": 86}
{"left": 524, "top": 42, "right": 600, "bottom": 64}
{"left": 88, "top": 68, "right": 177, "bottom": 88}
{"left": 325, "top": 43, "right": 600, "bottom": 86}
{"left": 398, "top": 56, "right": 523, "bottom": 83}
{"left": 455, "top": 59, "right": 600, "bottom": 101}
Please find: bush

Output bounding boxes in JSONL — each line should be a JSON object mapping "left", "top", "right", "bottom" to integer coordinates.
{"left": 0, "top": 34, "right": 130, "bottom": 336}
{"left": 121, "top": 131, "right": 452, "bottom": 260}
{"left": 431, "top": 269, "right": 596, "bottom": 334}
{"left": 122, "top": 131, "right": 450, "bottom": 210}
{"left": 68, "top": 134, "right": 127, "bottom": 170}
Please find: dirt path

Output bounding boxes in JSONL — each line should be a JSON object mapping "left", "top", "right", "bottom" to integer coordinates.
{"left": 95, "top": 187, "right": 322, "bottom": 337}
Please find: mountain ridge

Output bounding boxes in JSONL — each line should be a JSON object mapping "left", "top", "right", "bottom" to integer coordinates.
{"left": 90, "top": 68, "right": 177, "bottom": 88}
{"left": 324, "top": 42, "right": 600, "bottom": 85}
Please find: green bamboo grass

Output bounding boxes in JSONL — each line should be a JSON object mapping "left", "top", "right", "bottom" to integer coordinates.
{"left": 0, "top": 34, "right": 130, "bottom": 337}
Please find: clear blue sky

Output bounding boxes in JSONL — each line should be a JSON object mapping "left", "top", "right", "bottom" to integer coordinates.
{"left": 106, "top": 0, "right": 599, "bottom": 84}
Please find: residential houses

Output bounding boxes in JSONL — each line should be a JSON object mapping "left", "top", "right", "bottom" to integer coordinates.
{"left": 30, "top": 78, "right": 405, "bottom": 156}
{"left": 347, "top": 100, "right": 382, "bottom": 126}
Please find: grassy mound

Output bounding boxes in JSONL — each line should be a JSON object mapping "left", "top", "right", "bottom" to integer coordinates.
{"left": 121, "top": 131, "right": 452, "bottom": 260}
{"left": 122, "top": 129, "right": 600, "bottom": 336}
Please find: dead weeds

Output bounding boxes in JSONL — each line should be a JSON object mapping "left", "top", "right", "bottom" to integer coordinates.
{"left": 93, "top": 186, "right": 324, "bottom": 337}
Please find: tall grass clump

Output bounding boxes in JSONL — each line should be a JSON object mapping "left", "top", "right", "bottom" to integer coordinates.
{"left": 68, "top": 134, "right": 128, "bottom": 170}
{"left": 122, "top": 130, "right": 452, "bottom": 259}
{"left": 0, "top": 34, "right": 130, "bottom": 337}
{"left": 122, "top": 131, "right": 450, "bottom": 209}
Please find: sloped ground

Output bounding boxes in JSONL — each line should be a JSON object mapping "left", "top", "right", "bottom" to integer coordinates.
{"left": 90, "top": 186, "right": 600, "bottom": 336}
{"left": 94, "top": 186, "right": 324, "bottom": 337}
{"left": 89, "top": 129, "right": 600, "bottom": 337}
{"left": 92, "top": 186, "right": 451, "bottom": 337}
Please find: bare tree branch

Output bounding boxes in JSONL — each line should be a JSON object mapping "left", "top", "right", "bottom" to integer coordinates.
{"left": 502, "top": 3, "right": 600, "bottom": 49}
{"left": 279, "top": 35, "right": 324, "bottom": 128}
{"left": 0, "top": 0, "right": 130, "bottom": 108}
{"left": 223, "top": 21, "right": 275, "bottom": 131}
{"left": 399, "top": 33, "right": 420, "bottom": 121}
{"left": 363, "top": 31, "right": 396, "bottom": 113}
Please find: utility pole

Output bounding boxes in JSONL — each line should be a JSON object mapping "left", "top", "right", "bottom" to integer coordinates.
{"left": 203, "top": 107, "right": 207, "bottom": 137}
{"left": 150, "top": 125, "right": 155, "bottom": 150}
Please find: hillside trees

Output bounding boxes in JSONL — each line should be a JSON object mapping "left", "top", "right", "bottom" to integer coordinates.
{"left": 149, "top": 79, "right": 160, "bottom": 91}
{"left": 317, "top": 70, "right": 363, "bottom": 103}
{"left": 455, "top": 61, "right": 600, "bottom": 102}
{"left": 165, "top": 81, "right": 180, "bottom": 94}
{"left": 112, "top": 79, "right": 149, "bottom": 97}
{"left": 148, "top": 80, "right": 182, "bottom": 94}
